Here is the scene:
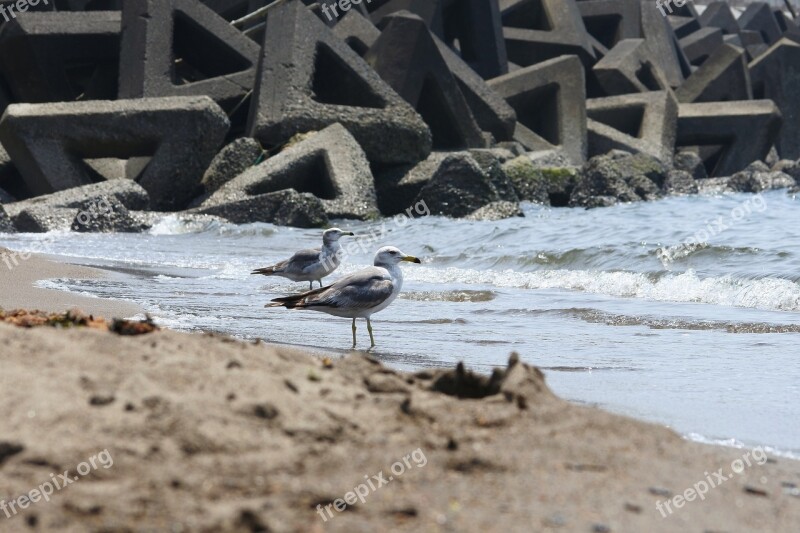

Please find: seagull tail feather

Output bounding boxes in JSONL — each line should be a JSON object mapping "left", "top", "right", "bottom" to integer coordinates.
{"left": 265, "top": 285, "right": 330, "bottom": 309}
{"left": 251, "top": 266, "right": 278, "bottom": 276}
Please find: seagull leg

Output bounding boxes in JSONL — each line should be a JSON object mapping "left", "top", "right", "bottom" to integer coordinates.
{"left": 367, "top": 318, "right": 375, "bottom": 348}
{"left": 351, "top": 318, "right": 357, "bottom": 349}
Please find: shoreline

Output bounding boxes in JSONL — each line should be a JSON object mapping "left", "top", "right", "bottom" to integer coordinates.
{"left": 0, "top": 246, "right": 143, "bottom": 318}
{"left": 2, "top": 246, "right": 799, "bottom": 460}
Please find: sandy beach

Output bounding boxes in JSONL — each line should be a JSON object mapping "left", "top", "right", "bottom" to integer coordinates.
{"left": 0, "top": 247, "right": 142, "bottom": 318}
{"left": 0, "top": 251, "right": 798, "bottom": 532}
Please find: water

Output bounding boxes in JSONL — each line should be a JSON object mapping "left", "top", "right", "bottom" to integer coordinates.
{"left": 2, "top": 190, "right": 799, "bottom": 458}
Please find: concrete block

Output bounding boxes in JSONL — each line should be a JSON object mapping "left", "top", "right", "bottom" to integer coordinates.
{"left": 3, "top": 180, "right": 150, "bottom": 219}
{"left": 698, "top": 1, "right": 740, "bottom": 35}
{"left": 675, "top": 43, "right": 751, "bottom": 103}
{"left": 0, "top": 12, "right": 120, "bottom": 104}
{"left": 750, "top": 38, "right": 800, "bottom": 159}
{"left": 679, "top": 27, "right": 724, "bottom": 66}
{"left": 737, "top": 2, "right": 782, "bottom": 46}
{"left": 13, "top": 206, "right": 78, "bottom": 233}
{"left": 438, "top": 0, "right": 508, "bottom": 79}
{"left": 119, "top": 0, "right": 260, "bottom": 132}
{"left": 365, "top": 12, "right": 484, "bottom": 150}
{"left": 489, "top": 55, "right": 587, "bottom": 165}
{"left": 640, "top": 0, "right": 691, "bottom": 86}
{"left": 0, "top": 97, "right": 229, "bottom": 210}
{"left": 193, "top": 189, "right": 329, "bottom": 228}
{"left": 586, "top": 90, "right": 678, "bottom": 164}
{"left": 70, "top": 198, "right": 150, "bottom": 233}
{"left": 500, "top": 0, "right": 596, "bottom": 67}
{"left": 593, "top": 39, "right": 671, "bottom": 95}
{"left": 577, "top": 0, "right": 641, "bottom": 50}
{"left": 201, "top": 138, "right": 263, "bottom": 194}
{"left": 676, "top": 100, "right": 782, "bottom": 176}
{"left": 204, "top": 124, "right": 378, "bottom": 220}
{"left": 246, "top": 0, "right": 431, "bottom": 165}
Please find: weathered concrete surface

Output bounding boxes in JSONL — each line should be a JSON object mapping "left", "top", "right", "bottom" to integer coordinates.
{"left": 676, "top": 100, "right": 782, "bottom": 177}
{"left": 489, "top": 55, "right": 587, "bottom": 165}
{"left": 204, "top": 124, "right": 379, "bottom": 221}
{"left": 246, "top": 0, "right": 431, "bottom": 165}
{"left": 201, "top": 138, "right": 263, "bottom": 194}
{"left": 0, "top": 97, "right": 229, "bottom": 210}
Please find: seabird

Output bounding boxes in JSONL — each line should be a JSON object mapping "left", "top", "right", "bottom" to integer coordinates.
{"left": 251, "top": 228, "right": 354, "bottom": 290}
{"left": 266, "top": 246, "right": 421, "bottom": 349}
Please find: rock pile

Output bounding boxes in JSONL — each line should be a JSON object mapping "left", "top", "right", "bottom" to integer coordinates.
{"left": 0, "top": 0, "right": 798, "bottom": 231}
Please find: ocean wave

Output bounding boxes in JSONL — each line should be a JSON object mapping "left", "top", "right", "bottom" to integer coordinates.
{"left": 685, "top": 433, "right": 800, "bottom": 461}
{"left": 402, "top": 267, "right": 800, "bottom": 312}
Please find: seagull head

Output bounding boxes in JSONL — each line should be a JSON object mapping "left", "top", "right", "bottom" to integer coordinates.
{"left": 323, "top": 228, "right": 355, "bottom": 244}
{"left": 374, "top": 246, "right": 421, "bottom": 267}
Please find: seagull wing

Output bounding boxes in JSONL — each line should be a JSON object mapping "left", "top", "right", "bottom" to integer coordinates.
{"left": 269, "top": 267, "right": 394, "bottom": 311}
{"left": 251, "top": 247, "right": 321, "bottom": 276}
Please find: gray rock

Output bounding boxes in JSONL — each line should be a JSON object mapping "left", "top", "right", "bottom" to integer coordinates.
{"left": 201, "top": 138, "right": 264, "bottom": 194}
{"left": 697, "top": 177, "right": 732, "bottom": 195}
{"left": 771, "top": 159, "right": 800, "bottom": 183}
{"left": 13, "top": 206, "right": 78, "bottom": 233}
{"left": 204, "top": 124, "right": 378, "bottom": 221}
{"left": 374, "top": 152, "right": 450, "bottom": 216}
{"left": 466, "top": 201, "right": 524, "bottom": 221}
{"left": 502, "top": 156, "right": 579, "bottom": 206}
{"left": 673, "top": 151, "right": 708, "bottom": 181}
{"left": 728, "top": 162, "right": 796, "bottom": 193}
{"left": 4, "top": 180, "right": 150, "bottom": 218}
{"left": 415, "top": 153, "right": 502, "bottom": 218}
{"left": 195, "top": 189, "right": 328, "bottom": 228}
{"left": 467, "top": 150, "right": 519, "bottom": 203}
{"left": 664, "top": 170, "right": 699, "bottom": 196}
{"left": 70, "top": 198, "right": 150, "bottom": 233}
{"left": 0, "top": 204, "right": 15, "bottom": 233}
{"left": 570, "top": 152, "right": 667, "bottom": 208}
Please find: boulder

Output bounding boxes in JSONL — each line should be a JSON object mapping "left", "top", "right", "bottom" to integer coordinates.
{"left": 195, "top": 189, "right": 328, "bottom": 228}
{"left": 70, "top": 198, "right": 150, "bottom": 233}
{"left": 415, "top": 153, "right": 503, "bottom": 218}
{"left": 466, "top": 202, "right": 524, "bottom": 221}
{"left": 203, "top": 124, "right": 378, "bottom": 221}
{"left": 673, "top": 151, "right": 708, "bottom": 180}
{"left": 201, "top": 138, "right": 264, "bottom": 194}
{"left": 663, "top": 170, "right": 699, "bottom": 196}
{"left": 502, "top": 156, "right": 579, "bottom": 206}
{"left": 13, "top": 206, "right": 78, "bottom": 233}
{"left": 570, "top": 152, "right": 668, "bottom": 207}
{"left": 374, "top": 153, "right": 450, "bottom": 216}
{"left": 0, "top": 204, "right": 15, "bottom": 233}
{"left": 467, "top": 151, "right": 519, "bottom": 203}
{"left": 771, "top": 159, "right": 800, "bottom": 184}
{"left": 728, "top": 162, "right": 796, "bottom": 193}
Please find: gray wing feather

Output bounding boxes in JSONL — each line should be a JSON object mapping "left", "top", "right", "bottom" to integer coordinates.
{"left": 281, "top": 247, "right": 322, "bottom": 275}
{"left": 305, "top": 268, "right": 394, "bottom": 310}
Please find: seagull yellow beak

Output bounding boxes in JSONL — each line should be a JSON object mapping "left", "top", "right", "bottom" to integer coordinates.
{"left": 344, "top": 231, "right": 355, "bottom": 236}
{"left": 402, "top": 255, "right": 421, "bottom": 264}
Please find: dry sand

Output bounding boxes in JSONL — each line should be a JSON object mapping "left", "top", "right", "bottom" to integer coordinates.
{"left": 0, "top": 251, "right": 798, "bottom": 532}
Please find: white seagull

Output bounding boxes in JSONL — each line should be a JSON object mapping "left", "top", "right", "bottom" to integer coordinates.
{"left": 251, "top": 228, "right": 354, "bottom": 290}
{"left": 266, "top": 246, "right": 421, "bottom": 349}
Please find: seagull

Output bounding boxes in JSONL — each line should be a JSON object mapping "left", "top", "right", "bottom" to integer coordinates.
{"left": 266, "top": 246, "right": 421, "bottom": 349}
{"left": 251, "top": 228, "right": 354, "bottom": 290}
